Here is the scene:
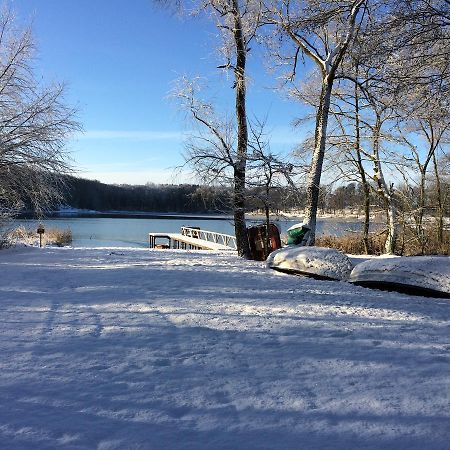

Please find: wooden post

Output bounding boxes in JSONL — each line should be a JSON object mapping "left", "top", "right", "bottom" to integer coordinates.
{"left": 37, "top": 225, "right": 45, "bottom": 248}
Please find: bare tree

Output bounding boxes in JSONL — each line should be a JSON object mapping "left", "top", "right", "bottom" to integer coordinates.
{"left": 175, "top": 76, "right": 257, "bottom": 255}
{"left": 326, "top": 66, "right": 374, "bottom": 252}
{"left": 264, "top": 0, "right": 367, "bottom": 244}
{"left": 246, "top": 119, "right": 298, "bottom": 256}
{"left": 172, "top": 0, "right": 262, "bottom": 258}
{"left": 341, "top": 0, "right": 450, "bottom": 253}
{"left": 0, "top": 7, "right": 80, "bottom": 220}
{"left": 215, "top": 0, "right": 257, "bottom": 258}
{"left": 395, "top": 92, "right": 450, "bottom": 253}
{"left": 366, "top": 0, "right": 450, "bottom": 100}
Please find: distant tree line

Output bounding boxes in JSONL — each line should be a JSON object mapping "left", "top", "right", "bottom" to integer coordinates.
{"left": 59, "top": 176, "right": 231, "bottom": 214}
{"left": 46, "top": 176, "right": 450, "bottom": 224}
{"left": 55, "top": 176, "right": 300, "bottom": 214}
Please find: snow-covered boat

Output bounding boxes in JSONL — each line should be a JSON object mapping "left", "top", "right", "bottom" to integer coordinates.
{"left": 267, "top": 246, "right": 354, "bottom": 281}
{"left": 349, "top": 256, "right": 450, "bottom": 298}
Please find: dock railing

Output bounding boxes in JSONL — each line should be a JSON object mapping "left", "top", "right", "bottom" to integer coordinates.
{"left": 181, "top": 226, "right": 237, "bottom": 250}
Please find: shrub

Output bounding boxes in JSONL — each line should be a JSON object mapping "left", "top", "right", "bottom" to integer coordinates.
{"left": 316, "top": 233, "right": 386, "bottom": 255}
{"left": 397, "top": 225, "right": 450, "bottom": 256}
{"left": 47, "top": 228, "right": 72, "bottom": 247}
{"left": 316, "top": 228, "right": 450, "bottom": 256}
{"left": 3, "top": 226, "right": 72, "bottom": 247}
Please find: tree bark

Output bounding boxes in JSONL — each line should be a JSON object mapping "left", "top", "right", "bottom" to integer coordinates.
{"left": 353, "top": 80, "right": 371, "bottom": 253}
{"left": 234, "top": 167, "right": 250, "bottom": 257}
{"left": 232, "top": 0, "right": 251, "bottom": 258}
{"left": 372, "top": 116, "right": 397, "bottom": 254}
{"left": 303, "top": 77, "right": 333, "bottom": 245}
{"left": 416, "top": 167, "right": 427, "bottom": 254}
{"left": 385, "top": 202, "right": 397, "bottom": 254}
{"left": 264, "top": 201, "right": 270, "bottom": 259}
{"left": 432, "top": 152, "right": 444, "bottom": 246}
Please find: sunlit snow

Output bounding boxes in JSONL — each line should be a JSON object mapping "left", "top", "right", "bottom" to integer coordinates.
{"left": 0, "top": 247, "right": 449, "bottom": 449}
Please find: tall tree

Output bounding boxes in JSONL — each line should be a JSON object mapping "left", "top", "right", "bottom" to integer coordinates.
{"left": 223, "top": 0, "right": 255, "bottom": 258}
{"left": 174, "top": 0, "right": 262, "bottom": 257}
{"left": 265, "top": 0, "right": 367, "bottom": 244}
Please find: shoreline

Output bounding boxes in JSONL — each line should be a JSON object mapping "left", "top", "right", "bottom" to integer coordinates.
{"left": 17, "top": 209, "right": 383, "bottom": 223}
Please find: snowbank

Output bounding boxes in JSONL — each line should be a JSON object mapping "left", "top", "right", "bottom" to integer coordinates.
{"left": 0, "top": 247, "right": 449, "bottom": 449}
{"left": 350, "top": 255, "right": 450, "bottom": 297}
{"left": 267, "top": 246, "right": 354, "bottom": 281}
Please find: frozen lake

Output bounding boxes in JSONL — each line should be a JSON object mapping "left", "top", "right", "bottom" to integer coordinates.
{"left": 15, "top": 215, "right": 377, "bottom": 247}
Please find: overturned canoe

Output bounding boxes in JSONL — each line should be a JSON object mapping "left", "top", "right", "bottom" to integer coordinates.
{"left": 349, "top": 256, "right": 450, "bottom": 298}
{"left": 267, "top": 246, "right": 354, "bottom": 281}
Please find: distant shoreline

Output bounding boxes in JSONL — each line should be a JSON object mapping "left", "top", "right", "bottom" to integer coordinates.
{"left": 17, "top": 210, "right": 235, "bottom": 221}
{"left": 16, "top": 210, "right": 384, "bottom": 224}
{"left": 16, "top": 208, "right": 388, "bottom": 224}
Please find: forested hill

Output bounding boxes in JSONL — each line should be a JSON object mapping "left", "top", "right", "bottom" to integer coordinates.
{"left": 60, "top": 176, "right": 231, "bottom": 214}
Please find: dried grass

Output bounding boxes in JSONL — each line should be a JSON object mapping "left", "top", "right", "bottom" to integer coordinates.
{"left": 316, "top": 228, "right": 450, "bottom": 256}
{"left": 46, "top": 228, "right": 72, "bottom": 247}
{"left": 316, "top": 233, "right": 386, "bottom": 255}
{"left": 6, "top": 226, "right": 72, "bottom": 247}
{"left": 397, "top": 226, "right": 450, "bottom": 256}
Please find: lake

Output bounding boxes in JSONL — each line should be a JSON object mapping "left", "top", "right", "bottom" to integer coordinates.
{"left": 16, "top": 215, "right": 375, "bottom": 248}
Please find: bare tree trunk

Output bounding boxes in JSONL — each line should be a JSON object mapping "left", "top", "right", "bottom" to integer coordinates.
{"left": 372, "top": 117, "right": 397, "bottom": 254}
{"left": 432, "top": 152, "right": 444, "bottom": 246}
{"left": 232, "top": 0, "right": 251, "bottom": 258}
{"left": 303, "top": 77, "right": 333, "bottom": 245}
{"left": 362, "top": 179, "right": 371, "bottom": 252}
{"left": 264, "top": 201, "right": 270, "bottom": 259}
{"left": 416, "top": 167, "right": 428, "bottom": 254}
{"left": 385, "top": 202, "right": 397, "bottom": 254}
{"left": 354, "top": 80, "right": 370, "bottom": 253}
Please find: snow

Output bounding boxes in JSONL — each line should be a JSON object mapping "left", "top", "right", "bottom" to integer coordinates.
{"left": 1, "top": 246, "right": 449, "bottom": 449}
{"left": 286, "top": 222, "right": 304, "bottom": 231}
{"left": 56, "top": 206, "right": 99, "bottom": 215}
{"left": 350, "top": 256, "right": 450, "bottom": 296}
{"left": 267, "top": 246, "right": 354, "bottom": 281}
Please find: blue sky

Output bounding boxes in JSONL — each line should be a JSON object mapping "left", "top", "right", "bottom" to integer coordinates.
{"left": 13, "top": 0, "right": 308, "bottom": 185}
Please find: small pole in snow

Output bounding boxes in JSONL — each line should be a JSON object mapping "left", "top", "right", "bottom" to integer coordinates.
{"left": 37, "top": 225, "right": 45, "bottom": 248}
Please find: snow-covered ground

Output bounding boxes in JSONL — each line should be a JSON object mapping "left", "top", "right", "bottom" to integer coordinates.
{"left": 0, "top": 247, "right": 449, "bottom": 449}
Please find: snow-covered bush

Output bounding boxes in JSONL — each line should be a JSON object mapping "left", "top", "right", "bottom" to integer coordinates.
{"left": 3, "top": 226, "right": 72, "bottom": 248}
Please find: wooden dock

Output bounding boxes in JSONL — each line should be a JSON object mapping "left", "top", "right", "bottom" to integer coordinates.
{"left": 149, "top": 227, "right": 237, "bottom": 251}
